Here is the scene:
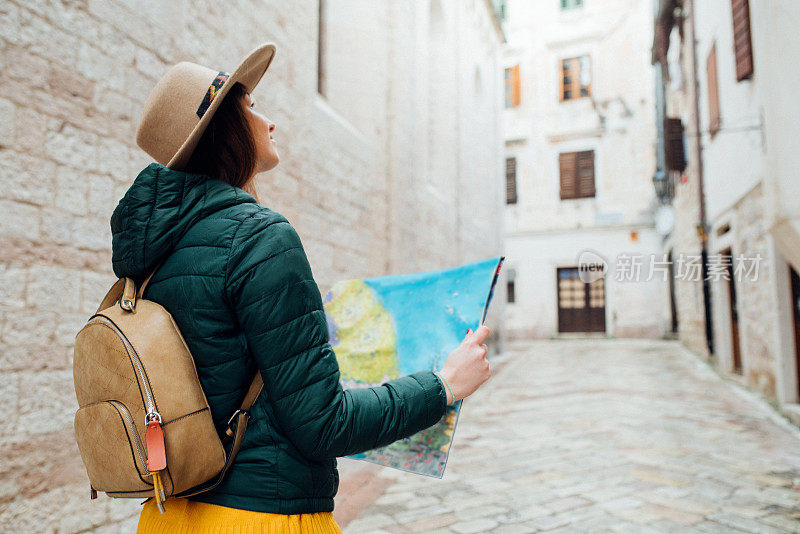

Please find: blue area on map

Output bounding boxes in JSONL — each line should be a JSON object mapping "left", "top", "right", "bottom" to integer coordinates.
{"left": 362, "top": 257, "right": 501, "bottom": 376}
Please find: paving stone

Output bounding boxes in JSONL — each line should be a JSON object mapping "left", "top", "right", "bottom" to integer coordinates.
{"left": 758, "top": 514, "right": 800, "bottom": 533}
{"left": 344, "top": 513, "right": 396, "bottom": 531}
{"left": 402, "top": 512, "right": 458, "bottom": 532}
{"left": 393, "top": 504, "right": 451, "bottom": 524}
{"left": 541, "top": 495, "right": 592, "bottom": 513}
{"left": 694, "top": 521, "right": 751, "bottom": 533}
{"left": 521, "top": 512, "right": 571, "bottom": 531}
{"left": 450, "top": 517, "right": 499, "bottom": 533}
{"left": 490, "top": 524, "right": 537, "bottom": 534}
{"left": 707, "top": 512, "right": 785, "bottom": 534}
{"left": 598, "top": 496, "right": 644, "bottom": 511}
{"left": 453, "top": 504, "right": 508, "bottom": 521}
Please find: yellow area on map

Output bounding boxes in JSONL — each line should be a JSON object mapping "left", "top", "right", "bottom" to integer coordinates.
{"left": 325, "top": 279, "right": 400, "bottom": 383}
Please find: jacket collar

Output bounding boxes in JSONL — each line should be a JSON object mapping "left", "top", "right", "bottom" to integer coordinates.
{"left": 110, "top": 162, "right": 258, "bottom": 281}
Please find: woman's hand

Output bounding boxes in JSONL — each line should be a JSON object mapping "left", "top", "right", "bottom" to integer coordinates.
{"left": 438, "top": 325, "right": 492, "bottom": 403}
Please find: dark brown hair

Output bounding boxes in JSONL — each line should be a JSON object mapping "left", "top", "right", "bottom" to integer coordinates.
{"left": 185, "top": 82, "right": 261, "bottom": 203}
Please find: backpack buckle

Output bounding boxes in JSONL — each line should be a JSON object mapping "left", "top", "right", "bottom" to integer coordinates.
{"left": 225, "top": 409, "right": 250, "bottom": 438}
{"left": 119, "top": 278, "right": 137, "bottom": 312}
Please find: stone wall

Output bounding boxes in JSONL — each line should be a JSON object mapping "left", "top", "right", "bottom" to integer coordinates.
{"left": 708, "top": 183, "right": 781, "bottom": 400}
{"left": 0, "top": 0, "right": 504, "bottom": 530}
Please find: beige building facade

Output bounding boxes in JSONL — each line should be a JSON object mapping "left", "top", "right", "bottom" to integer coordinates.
{"left": 654, "top": 0, "right": 800, "bottom": 415}
{"left": 0, "top": 0, "right": 504, "bottom": 530}
{"left": 501, "top": 0, "right": 668, "bottom": 340}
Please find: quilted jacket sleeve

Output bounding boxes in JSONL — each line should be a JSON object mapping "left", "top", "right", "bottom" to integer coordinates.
{"left": 225, "top": 211, "right": 448, "bottom": 461}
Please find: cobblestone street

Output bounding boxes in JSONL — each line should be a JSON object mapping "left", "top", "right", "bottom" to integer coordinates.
{"left": 339, "top": 339, "right": 800, "bottom": 533}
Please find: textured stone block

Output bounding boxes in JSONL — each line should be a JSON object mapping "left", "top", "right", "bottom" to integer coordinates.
{"left": 0, "top": 98, "right": 15, "bottom": 147}
{"left": 17, "top": 369, "right": 75, "bottom": 435}
{"left": 0, "top": 200, "right": 40, "bottom": 240}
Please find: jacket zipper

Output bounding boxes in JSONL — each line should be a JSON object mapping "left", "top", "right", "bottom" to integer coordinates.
{"left": 107, "top": 400, "right": 150, "bottom": 474}
{"left": 90, "top": 314, "right": 161, "bottom": 425}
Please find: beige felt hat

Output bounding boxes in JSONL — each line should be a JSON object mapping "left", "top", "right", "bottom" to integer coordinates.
{"left": 135, "top": 43, "right": 276, "bottom": 170}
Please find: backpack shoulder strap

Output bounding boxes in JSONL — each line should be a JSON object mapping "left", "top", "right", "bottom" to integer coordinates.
{"left": 137, "top": 260, "right": 165, "bottom": 300}
{"left": 94, "top": 260, "right": 166, "bottom": 315}
{"left": 174, "top": 372, "right": 264, "bottom": 499}
{"left": 240, "top": 372, "right": 264, "bottom": 412}
{"left": 95, "top": 278, "right": 126, "bottom": 314}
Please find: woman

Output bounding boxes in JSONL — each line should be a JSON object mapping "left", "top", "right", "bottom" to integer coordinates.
{"left": 120, "top": 43, "right": 492, "bottom": 533}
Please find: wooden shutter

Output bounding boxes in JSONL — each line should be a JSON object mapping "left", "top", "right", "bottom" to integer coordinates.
{"left": 664, "top": 118, "right": 686, "bottom": 172}
{"left": 317, "top": 0, "right": 326, "bottom": 96}
{"left": 505, "top": 65, "right": 521, "bottom": 107}
{"left": 505, "top": 157, "right": 517, "bottom": 204}
{"left": 731, "top": 0, "right": 754, "bottom": 81}
{"left": 576, "top": 150, "right": 595, "bottom": 198}
{"left": 510, "top": 64, "right": 520, "bottom": 107}
{"left": 706, "top": 43, "right": 721, "bottom": 137}
{"left": 559, "top": 152, "right": 577, "bottom": 199}
{"left": 560, "top": 151, "right": 595, "bottom": 199}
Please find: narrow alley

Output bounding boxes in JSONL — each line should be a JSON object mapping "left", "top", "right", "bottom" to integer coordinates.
{"left": 342, "top": 340, "right": 800, "bottom": 533}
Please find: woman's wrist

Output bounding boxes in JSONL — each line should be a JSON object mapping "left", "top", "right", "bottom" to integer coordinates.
{"left": 434, "top": 370, "right": 455, "bottom": 406}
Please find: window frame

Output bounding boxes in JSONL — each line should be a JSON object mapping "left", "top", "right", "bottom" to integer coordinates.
{"left": 506, "top": 268, "right": 517, "bottom": 304}
{"left": 559, "top": 149, "right": 596, "bottom": 200}
{"left": 505, "top": 157, "right": 518, "bottom": 205}
{"left": 559, "top": 55, "right": 591, "bottom": 102}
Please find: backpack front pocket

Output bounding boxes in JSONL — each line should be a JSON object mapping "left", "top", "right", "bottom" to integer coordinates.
{"left": 74, "top": 400, "right": 152, "bottom": 493}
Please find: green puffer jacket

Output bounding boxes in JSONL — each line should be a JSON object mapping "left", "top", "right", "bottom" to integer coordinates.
{"left": 110, "top": 163, "right": 448, "bottom": 514}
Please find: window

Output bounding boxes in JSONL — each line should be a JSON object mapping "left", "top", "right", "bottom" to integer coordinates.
{"left": 497, "top": 0, "right": 507, "bottom": 22}
{"left": 504, "top": 64, "right": 520, "bottom": 108}
{"left": 706, "top": 43, "right": 721, "bottom": 137}
{"left": 506, "top": 269, "right": 516, "bottom": 303}
{"left": 505, "top": 157, "right": 518, "bottom": 204}
{"left": 559, "top": 150, "right": 595, "bottom": 200}
{"left": 560, "top": 0, "right": 583, "bottom": 9}
{"left": 731, "top": 0, "right": 754, "bottom": 81}
{"left": 664, "top": 117, "right": 686, "bottom": 172}
{"left": 560, "top": 56, "right": 591, "bottom": 101}
{"left": 317, "top": 0, "right": 327, "bottom": 96}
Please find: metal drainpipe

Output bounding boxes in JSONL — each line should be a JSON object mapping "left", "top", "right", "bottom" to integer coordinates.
{"left": 687, "top": 0, "right": 714, "bottom": 356}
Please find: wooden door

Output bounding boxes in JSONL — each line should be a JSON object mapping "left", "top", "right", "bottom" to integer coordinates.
{"left": 668, "top": 249, "right": 679, "bottom": 333}
{"left": 723, "top": 249, "right": 742, "bottom": 373}
{"left": 557, "top": 267, "right": 606, "bottom": 333}
{"left": 790, "top": 266, "right": 800, "bottom": 398}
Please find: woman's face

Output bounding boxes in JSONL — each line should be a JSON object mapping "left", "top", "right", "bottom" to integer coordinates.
{"left": 243, "top": 92, "right": 279, "bottom": 173}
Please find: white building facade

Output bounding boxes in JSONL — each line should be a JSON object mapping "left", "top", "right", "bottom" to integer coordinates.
{"left": 655, "top": 0, "right": 800, "bottom": 415}
{"left": 501, "top": 0, "right": 668, "bottom": 339}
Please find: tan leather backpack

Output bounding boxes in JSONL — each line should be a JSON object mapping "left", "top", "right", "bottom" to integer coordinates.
{"left": 72, "top": 262, "right": 263, "bottom": 513}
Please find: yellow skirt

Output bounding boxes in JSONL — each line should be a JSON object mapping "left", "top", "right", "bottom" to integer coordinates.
{"left": 136, "top": 497, "right": 342, "bottom": 534}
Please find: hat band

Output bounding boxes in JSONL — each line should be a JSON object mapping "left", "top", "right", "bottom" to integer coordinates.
{"left": 196, "top": 71, "right": 231, "bottom": 119}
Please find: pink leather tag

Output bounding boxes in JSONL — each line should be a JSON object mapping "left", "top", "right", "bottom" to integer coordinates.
{"left": 145, "top": 421, "right": 167, "bottom": 471}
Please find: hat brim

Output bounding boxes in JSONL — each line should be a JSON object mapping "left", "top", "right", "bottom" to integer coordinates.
{"left": 167, "top": 42, "right": 277, "bottom": 170}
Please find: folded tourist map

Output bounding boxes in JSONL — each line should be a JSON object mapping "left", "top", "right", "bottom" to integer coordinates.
{"left": 323, "top": 256, "right": 505, "bottom": 477}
